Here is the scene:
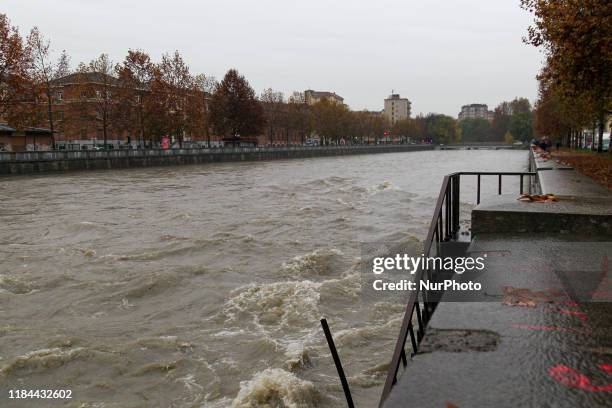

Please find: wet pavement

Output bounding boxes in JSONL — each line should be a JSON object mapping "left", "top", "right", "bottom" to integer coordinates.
{"left": 384, "top": 235, "right": 612, "bottom": 408}
{"left": 383, "top": 149, "right": 612, "bottom": 407}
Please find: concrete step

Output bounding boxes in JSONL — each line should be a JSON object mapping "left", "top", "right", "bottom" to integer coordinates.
{"left": 471, "top": 194, "right": 612, "bottom": 236}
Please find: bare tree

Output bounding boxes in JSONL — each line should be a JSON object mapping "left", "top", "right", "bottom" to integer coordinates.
{"left": 260, "top": 88, "right": 284, "bottom": 146}
{"left": 153, "top": 51, "right": 198, "bottom": 147}
{"left": 75, "top": 54, "right": 117, "bottom": 148}
{"left": 27, "top": 26, "right": 70, "bottom": 148}
{"left": 194, "top": 73, "right": 217, "bottom": 147}
{"left": 116, "top": 50, "right": 154, "bottom": 147}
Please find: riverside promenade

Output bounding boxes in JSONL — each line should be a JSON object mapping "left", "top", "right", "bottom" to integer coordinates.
{"left": 383, "top": 149, "right": 612, "bottom": 407}
{"left": 0, "top": 144, "right": 433, "bottom": 176}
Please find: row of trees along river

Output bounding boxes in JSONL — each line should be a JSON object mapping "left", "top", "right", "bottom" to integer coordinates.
{"left": 523, "top": 0, "right": 612, "bottom": 152}
{"left": 2, "top": 12, "right": 536, "bottom": 149}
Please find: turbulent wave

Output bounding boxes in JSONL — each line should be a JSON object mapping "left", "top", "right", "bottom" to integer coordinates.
{"left": 280, "top": 248, "right": 344, "bottom": 278}
{"left": 231, "top": 368, "right": 319, "bottom": 408}
{"left": 0, "top": 347, "right": 88, "bottom": 377}
{"left": 224, "top": 280, "right": 321, "bottom": 329}
{"left": 284, "top": 341, "right": 312, "bottom": 371}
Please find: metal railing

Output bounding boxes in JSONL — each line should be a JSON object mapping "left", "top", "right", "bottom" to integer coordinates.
{"left": 378, "top": 171, "right": 537, "bottom": 407}
{"left": 0, "top": 144, "right": 431, "bottom": 163}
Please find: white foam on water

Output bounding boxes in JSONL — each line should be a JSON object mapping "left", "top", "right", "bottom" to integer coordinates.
{"left": 281, "top": 248, "right": 344, "bottom": 278}
{"left": 231, "top": 368, "right": 318, "bottom": 408}
{"left": 283, "top": 341, "right": 311, "bottom": 372}
{"left": 223, "top": 280, "right": 322, "bottom": 329}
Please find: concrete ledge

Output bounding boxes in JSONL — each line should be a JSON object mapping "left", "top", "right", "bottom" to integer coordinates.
{"left": 471, "top": 194, "right": 612, "bottom": 236}
{"left": 0, "top": 144, "right": 434, "bottom": 175}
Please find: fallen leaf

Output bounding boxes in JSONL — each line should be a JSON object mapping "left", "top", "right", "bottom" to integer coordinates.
{"left": 502, "top": 286, "right": 552, "bottom": 307}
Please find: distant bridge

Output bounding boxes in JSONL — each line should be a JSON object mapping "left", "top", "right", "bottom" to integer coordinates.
{"left": 439, "top": 143, "right": 527, "bottom": 150}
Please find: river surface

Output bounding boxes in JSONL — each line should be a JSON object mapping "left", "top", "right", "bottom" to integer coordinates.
{"left": 0, "top": 150, "right": 527, "bottom": 407}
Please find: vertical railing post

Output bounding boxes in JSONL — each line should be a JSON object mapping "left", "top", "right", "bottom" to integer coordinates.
{"left": 445, "top": 188, "right": 450, "bottom": 240}
{"left": 477, "top": 174, "right": 481, "bottom": 204}
{"left": 454, "top": 174, "right": 460, "bottom": 234}
{"left": 321, "top": 319, "right": 354, "bottom": 408}
{"left": 520, "top": 174, "right": 524, "bottom": 194}
{"left": 498, "top": 174, "right": 502, "bottom": 195}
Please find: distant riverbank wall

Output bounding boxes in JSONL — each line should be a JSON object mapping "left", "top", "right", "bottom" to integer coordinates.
{"left": 0, "top": 144, "right": 434, "bottom": 175}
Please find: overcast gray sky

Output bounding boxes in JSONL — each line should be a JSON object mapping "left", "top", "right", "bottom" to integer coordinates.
{"left": 4, "top": 0, "right": 542, "bottom": 116}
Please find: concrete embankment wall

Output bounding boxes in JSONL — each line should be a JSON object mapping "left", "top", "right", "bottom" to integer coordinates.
{"left": 0, "top": 144, "right": 434, "bottom": 176}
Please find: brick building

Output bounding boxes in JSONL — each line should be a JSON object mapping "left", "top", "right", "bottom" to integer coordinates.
{"left": 45, "top": 72, "right": 210, "bottom": 150}
{"left": 47, "top": 72, "right": 128, "bottom": 149}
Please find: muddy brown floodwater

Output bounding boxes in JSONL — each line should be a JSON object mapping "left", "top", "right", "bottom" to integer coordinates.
{"left": 0, "top": 150, "right": 527, "bottom": 407}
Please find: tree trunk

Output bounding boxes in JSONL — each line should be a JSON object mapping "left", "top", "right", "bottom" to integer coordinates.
{"left": 140, "top": 110, "right": 146, "bottom": 148}
{"left": 103, "top": 115, "right": 108, "bottom": 149}
{"left": 597, "top": 109, "right": 604, "bottom": 153}
{"left": 46, "top": 91, "right": 55, "bottom": 149}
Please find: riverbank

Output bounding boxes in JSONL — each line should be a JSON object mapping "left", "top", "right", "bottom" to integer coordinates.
{"left": 0, "top": 144, "right": 434, "bottom": 176}
{"left": 384, "top": 148, "right": 612, "bottom": 407}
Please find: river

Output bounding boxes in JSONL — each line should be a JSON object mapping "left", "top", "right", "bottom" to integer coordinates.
{"left": 0, "top": 150, "right": 527, "bottom": 407}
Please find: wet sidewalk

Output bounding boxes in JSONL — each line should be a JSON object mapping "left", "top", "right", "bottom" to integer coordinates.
{"left": 383, "top": 150, "right": 612, "bottom": 407}
{"left": 383, "top": 235, "right": 612, "bottom": 408}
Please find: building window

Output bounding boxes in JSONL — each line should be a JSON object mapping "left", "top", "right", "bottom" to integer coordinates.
{"left": 81, "top": 91, "right": 87, "bottom": 98}
{"left": 56, "top": 91, "right": 63, "bottom": 101}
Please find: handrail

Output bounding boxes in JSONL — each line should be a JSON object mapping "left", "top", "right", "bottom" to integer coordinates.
{"left": 0, "top": 144, "right": 431, "bottom": 162}
{"left": 378, "top": 171, "right": 536, "bottom": 407}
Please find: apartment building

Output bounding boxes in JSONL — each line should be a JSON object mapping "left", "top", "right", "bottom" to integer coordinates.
{"left": 384, "top": 94, "right": 411, "bottom": 125}
{"left": 458, "top": 104, "right": 494, "bottom": 121}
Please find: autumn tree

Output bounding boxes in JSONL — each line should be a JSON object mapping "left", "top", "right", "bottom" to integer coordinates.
{"left": 311, "top": 99, "right": 350, "bottom": 144}
{"left": 27, "top": 27, "right": 70, "bottom": 148}
{"left": 194, "top": 73, "right": 217, "bottom": 147}
{"left": 286, "top": 94, "right": 312, "bottom": 145}
{"left": 424, "top": 114, "right": 461, "bottom": 144}
{"left": 522, "top": 0, "right": 612, "bottom": 152}
{"left": 209, "top": 69, "right": 265, "bottom": 138}
{"left": 490, "top": 98, "right": 533, "bottom": 142}
{"left": 392, "top": 117, "right": 422, "bottom": 143}
{"left": 260, "top": 88, "right": 284, "bottom": 145}
{"left": 534, "top": 76, "right": 593, "bottom": 147}
{"left": 115, "top": 50, "right": 155, "bottom": 146}
{"left": 74, "top": 54, "right": 118, "bottom": 148}
{"left": 0, "top": 13, "right": 32, "bottom": 128}
{"left": 151, "top": 51, "right": 201, "bottom": 147}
